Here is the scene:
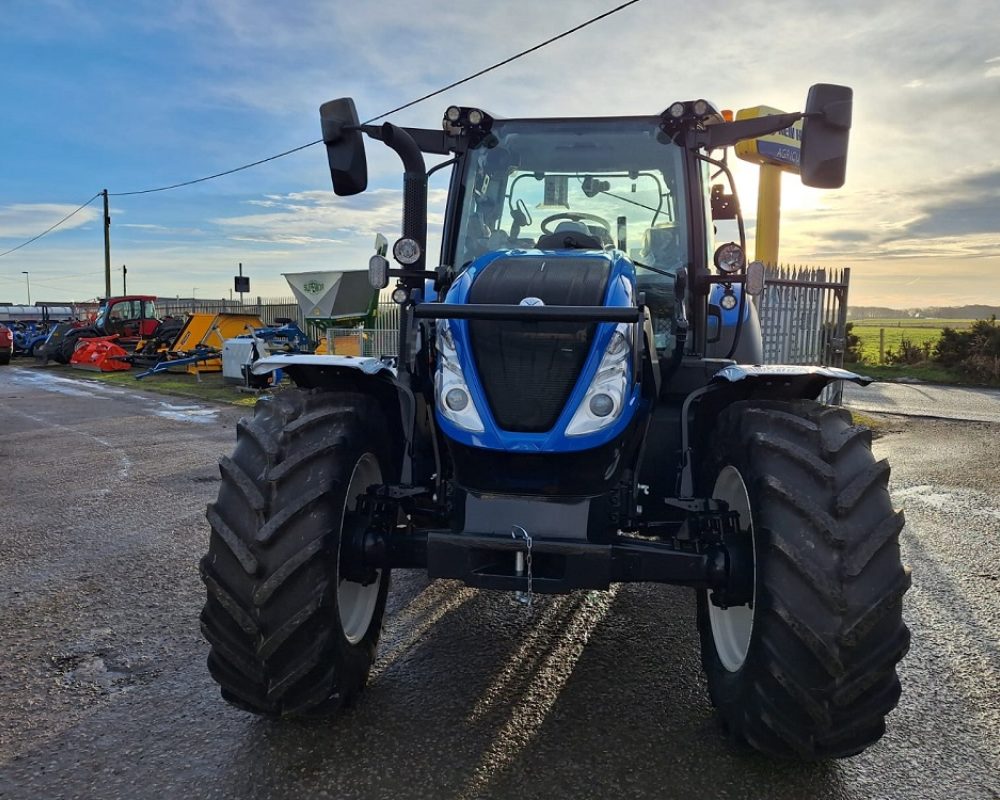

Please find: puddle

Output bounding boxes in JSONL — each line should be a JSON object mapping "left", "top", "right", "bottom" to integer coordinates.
{"left": 8, "top": 370, "right": 97, "bottom": 398}
{"left": 153, "top": 402, "right": 219, "bottom": 424}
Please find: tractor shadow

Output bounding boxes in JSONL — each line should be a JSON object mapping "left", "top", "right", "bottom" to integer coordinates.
{"left": 226, "top": 577, "right": 847, "bottom": 800}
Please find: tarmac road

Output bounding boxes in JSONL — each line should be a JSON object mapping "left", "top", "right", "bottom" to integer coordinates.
{"left": 1, "top": 365, "right": 998, "bottom": 800}
{"left": 842, "top": 379, "right": 1000, "bottom": 423}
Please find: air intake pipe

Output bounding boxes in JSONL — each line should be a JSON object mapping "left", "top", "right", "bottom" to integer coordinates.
{"left": 379, "top": 123, "right": 427, "bottom": 284}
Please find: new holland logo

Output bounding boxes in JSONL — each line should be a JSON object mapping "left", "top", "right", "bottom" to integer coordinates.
{"left": 303, "top": 280, "right": 324, "bottom": 294}
{"left": 519, "top": 297, "right": 544, "bottom": 307}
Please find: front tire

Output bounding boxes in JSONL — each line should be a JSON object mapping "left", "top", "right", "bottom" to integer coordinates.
{"left": 698, "top": 400, "right": 911, "bottom": 759}
{"left": 200, "top": 389, "right": 393, "bottom": 716}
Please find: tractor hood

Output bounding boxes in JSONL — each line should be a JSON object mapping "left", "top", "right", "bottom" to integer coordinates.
{"left": 435, "top": 248, "right": 643, "bottom": 453}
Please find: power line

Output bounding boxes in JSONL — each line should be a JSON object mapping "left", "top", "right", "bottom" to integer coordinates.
{"left": 362, "top": 0, "right": 643, "bottom": 124}
{"left": 0, "top": 193, "right": 102, "bottom": 258}
{"left": 107, "top": 0, "right": 644, "bottom": 195}
{"left": 109, "top": 140, "right": 322, "bottom": 197}
{"left": 0, "top": 1, "right": 645, "bottom": 260}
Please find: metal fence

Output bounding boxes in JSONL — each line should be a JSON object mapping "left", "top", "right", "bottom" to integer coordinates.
{"left": 757, "top": 266, "right": 850, "bottom": 367}
{"left": 322, "top": 301, "right": 401, "bottom": 357}
{"left": 156, "top": 296, "right": 303, "bottom": 328}
{"left": 756, "top": 265, "right": 850, "bottom": 404}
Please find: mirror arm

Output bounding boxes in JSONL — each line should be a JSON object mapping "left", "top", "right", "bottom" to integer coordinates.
{"left": 354, "top": 124, "right": 461, "bottom": 156}
{"left": 697, "top": 112, "right": 803, "bottom": 150}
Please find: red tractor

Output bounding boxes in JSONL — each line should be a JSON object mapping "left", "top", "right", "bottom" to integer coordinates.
{"left": 43, "top": 295, "right": 160, "bottom": 364}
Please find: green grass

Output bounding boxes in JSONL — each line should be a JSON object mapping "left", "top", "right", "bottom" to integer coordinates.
{"left": 851, "top": 318, "right": 975, "bottom": 363}
{"left": 851, "top": 317, "right": 975, "bottom": 330}
{"left": 849, "top": 319, "right": 974, "bottom": 364}
{"left": 847, "top": 362, "right": 970, "bottom": 384}
{"left": 41, "top": 363, "right": 262, "bottom": 406}
{"left": 852, "top": 326, "right": 939, "bottom": 363}
{"left": 847, "top": 410, "right": 888, "bottom": 438}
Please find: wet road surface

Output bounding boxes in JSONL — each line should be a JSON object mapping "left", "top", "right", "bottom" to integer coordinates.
{"left": 1, "top": 366, "right": 998, "bottom": 799}
{"left": 842, "top": 380, "right": 1000, "bottom": 423}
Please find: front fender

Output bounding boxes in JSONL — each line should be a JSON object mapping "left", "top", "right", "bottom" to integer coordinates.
{"left": 252, "top": 354, "right": 415, "bottom": 482}
{"left": 252, "top": 353, "right": 394, "bottom": 378}
{"left": 676, "top": 364, "right": 873, "bottom": 496}
{"left": 711, "top": 363, "right": 872, "bottom": 398}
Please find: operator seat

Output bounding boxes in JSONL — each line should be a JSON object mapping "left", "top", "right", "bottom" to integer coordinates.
{"left": 536, "top": 220, "right": 603, "bottom": 250}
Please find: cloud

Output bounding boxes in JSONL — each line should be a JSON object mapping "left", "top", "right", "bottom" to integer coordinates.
{"left": 890, "top": 165, "right": 1000, "bottom": 241}
{"left": 0, "top": 203, "right": 101, "bottom": 239}
{"left": 211, "top": 188, "right": 448, "bottom": 244}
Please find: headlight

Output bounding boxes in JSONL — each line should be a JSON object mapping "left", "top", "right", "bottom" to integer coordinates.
{"left": 393, "top": 237, "right": 422, "bottom": 266}
{"left": 435, "top": 321, "right": 485, "bottom": 433}
{"left": 565, "top": 323, "right": 632, "bottom": 437}
{"left": 713, "top": 242, "right": 746, "bottom": 274}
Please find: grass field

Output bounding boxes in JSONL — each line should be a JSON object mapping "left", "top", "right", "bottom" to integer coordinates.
{"left": 850, "top": 318, "right": 974, "bottom": 363}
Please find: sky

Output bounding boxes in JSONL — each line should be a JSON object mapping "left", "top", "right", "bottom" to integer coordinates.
{"left": 1, "top": 0, "right": 998, "bottom": 309}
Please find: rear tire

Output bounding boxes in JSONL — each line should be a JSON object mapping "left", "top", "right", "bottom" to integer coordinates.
{"left": 200, "top": 389, "right": 393, "bottom": 716}
{"left": 697, "top": 400, "right": 910, "bottom": 759}
{"left": 144, "top": 319, "right": 183, "bottom": 354}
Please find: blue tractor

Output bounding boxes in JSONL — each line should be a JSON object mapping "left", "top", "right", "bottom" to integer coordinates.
{"left": 200, "top": 85, "right": 909, "bottom": 759}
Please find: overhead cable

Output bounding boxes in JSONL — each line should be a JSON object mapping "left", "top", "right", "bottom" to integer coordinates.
{"left": 0, "top": 193, "right": 102, "bottom": 258}
{"left": 107, "top": 0, "right": 645, "bottom": 195}
{"left": 109, "top": 140, "right": 322, "bottom": 197}
{"left": 0, "top": 1, "right": 645, "bottom": 258}
{"left": 360, "top": 0, "right": 643, "bottom": 124}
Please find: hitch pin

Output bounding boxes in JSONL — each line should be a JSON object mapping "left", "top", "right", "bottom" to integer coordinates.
{"left": 511, "top": 525, "right": 533, "bottom": 607}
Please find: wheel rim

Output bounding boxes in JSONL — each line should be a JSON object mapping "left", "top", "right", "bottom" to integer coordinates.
{"left": 337, "top": 453, "right": 383, "bottom": 645}
{"left": 709, "top": 465, "right": 757, "bottom": 672}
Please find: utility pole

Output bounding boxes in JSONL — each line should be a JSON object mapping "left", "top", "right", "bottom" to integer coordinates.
{"left": 22, "top": 271, "right": 30, "bottom": 305}
{"left": 102, "top": 189, "right": 111, "bottom": 299}
{"left": 121, "top": 264, "right": 127, "bottom": 295}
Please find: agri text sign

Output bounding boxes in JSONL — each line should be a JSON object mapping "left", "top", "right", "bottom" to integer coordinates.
{"left": 734, "top": 105, "right": 803, "bottom": 173}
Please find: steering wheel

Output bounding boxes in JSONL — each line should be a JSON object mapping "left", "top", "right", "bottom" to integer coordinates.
{"left": 540, "top": 212, "right": 613, "bottom": 235}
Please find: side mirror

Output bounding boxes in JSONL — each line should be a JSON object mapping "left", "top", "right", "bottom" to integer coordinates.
{"left": 320, "top": 98, "right": 368, "bottom": 196}
{"left": 745, "top": 261, "right": 766, "bottom": 296}
{"left": 800, "top": 84, "right": 853, "bottom": 189}
{"left": 368, "top": 255, "right": 390, "bottom": 290}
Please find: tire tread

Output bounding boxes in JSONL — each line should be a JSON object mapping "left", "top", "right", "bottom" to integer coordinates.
{"left": 697, "top": 399, "right": 910, "bottom": 760}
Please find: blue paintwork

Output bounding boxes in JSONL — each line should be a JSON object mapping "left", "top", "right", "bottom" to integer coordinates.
{"left": 435, "top": 249, "right": 645, "bottom": 453}
{"left": 710, "top": 282, "right": 750, "bottom": 326}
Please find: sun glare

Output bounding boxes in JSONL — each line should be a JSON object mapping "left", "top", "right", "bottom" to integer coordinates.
{"left": 730, "top": 160, "right": 825, "bottom": 219}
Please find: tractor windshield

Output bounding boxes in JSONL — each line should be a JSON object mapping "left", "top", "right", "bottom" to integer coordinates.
{"left": 453, "top": 117, "right": 689, "bottom": 276}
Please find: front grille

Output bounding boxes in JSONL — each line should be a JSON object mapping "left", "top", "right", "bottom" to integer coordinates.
{"left": 467, "top": 257, "right": 610, "bottom": 432}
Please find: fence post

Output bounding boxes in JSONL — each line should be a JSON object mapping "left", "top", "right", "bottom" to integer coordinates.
{"left": 879, "top": 329, "right": 885, "bottom": 365}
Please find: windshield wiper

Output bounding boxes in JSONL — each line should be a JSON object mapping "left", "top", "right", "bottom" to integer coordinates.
{"left": 632, "top": 259, "right": 676, "bottom": 278}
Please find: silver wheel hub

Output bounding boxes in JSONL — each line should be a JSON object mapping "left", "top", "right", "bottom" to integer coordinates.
{"left": 708, "top": 465, "right": 757, "bottom": 672}
{"left": 337, "top": 453, "right": 383, "bottom": 645}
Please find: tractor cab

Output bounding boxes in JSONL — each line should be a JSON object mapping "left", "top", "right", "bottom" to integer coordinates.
{"left": 449, "top": 116, "right": 689, "bottom": 353}
{"left": 94, "top": 295, "right": 159, "bottom": 341}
